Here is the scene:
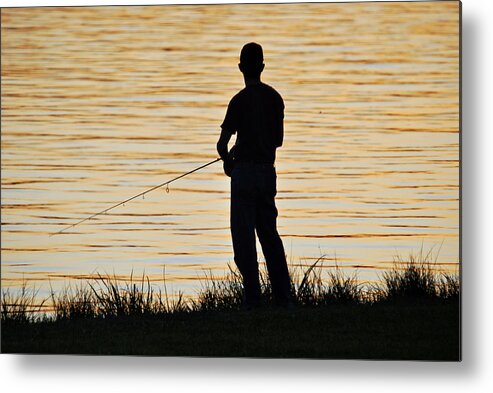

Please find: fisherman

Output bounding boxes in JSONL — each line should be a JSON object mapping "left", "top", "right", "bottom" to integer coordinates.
{"left": 217, "top": 42, "right": 292, "bottom": 309}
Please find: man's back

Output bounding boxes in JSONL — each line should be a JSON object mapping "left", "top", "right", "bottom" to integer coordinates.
{"left": 221, "top": 82, "right": 284, "bottom": 164}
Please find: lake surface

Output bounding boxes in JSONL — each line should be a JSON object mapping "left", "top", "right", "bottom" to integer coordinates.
{"left": 1, "top": 2, "right": 460, "bottom": 302}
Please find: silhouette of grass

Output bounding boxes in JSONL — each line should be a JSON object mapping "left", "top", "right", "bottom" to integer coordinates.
{"left": 51, "top": 283, "right": 96, "bottom": 321}
{"left": 190, "top": 256, "right": 363, "bottom": 311}
{"left": 2, "top": 251, "right": 459, "bottom": 322}
{"left": 1, "top": 250, "right": 460, "bottom": 359}
{"left": 192, "top": 267, "right": 243, "bottom": 312}
{"left": 377, "top": 246, "right": 459, "bottom": 303}
{"left": 293, "top": 256, "right": 362, "bottom": 306}
{"left": 437, "top": 272, "right": 460, "bottom": 300}
{"left": 49, "top": 272, "right": 189, "bottom": 320}
{"left": 1, "top": 282, "right": 46, "bottom": 323}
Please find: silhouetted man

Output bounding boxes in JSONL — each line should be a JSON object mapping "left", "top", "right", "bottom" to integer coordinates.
{"left": 217, "top": 42, "right": 291, "bottom": 309}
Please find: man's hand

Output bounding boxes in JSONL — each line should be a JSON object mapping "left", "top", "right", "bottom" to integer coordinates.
{"left": 217, "top": 128, "right": 236, "bottom": 177}
{"left": 222, "top": 145, "right": 236, "bottom": 177}
{"left": 223, "top": 157, "right": 234, "bottom": 177}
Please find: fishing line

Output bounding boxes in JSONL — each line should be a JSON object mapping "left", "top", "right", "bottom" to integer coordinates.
{"left": 51, "top": 157, "right": 221, "bottom": 237}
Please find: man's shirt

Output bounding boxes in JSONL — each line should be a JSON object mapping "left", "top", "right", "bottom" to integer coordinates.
{"left": 221, "top": 82, "right": 284, "bottom": 164}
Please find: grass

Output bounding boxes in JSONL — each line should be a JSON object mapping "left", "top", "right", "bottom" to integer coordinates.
{"left": 1, "top": 250, "right": 460, "bottom": 359}
{"left": 379, "top": 247, "right": 459, "bottom": 304}
{"left": 1, "top": 283, "right": 47, "bottom": 323}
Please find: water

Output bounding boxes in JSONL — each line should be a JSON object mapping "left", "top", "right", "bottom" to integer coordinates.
{"left": 1, "top": 2, "right": 460, "bottom": 300}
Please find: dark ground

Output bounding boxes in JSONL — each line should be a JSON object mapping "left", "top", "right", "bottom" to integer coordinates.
{"left": 1, "top": 302, "right": 460, "bottom": 360}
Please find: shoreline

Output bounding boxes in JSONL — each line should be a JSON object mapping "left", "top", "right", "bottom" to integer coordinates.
{"left": 1, "top": 253, "right": 460, "bottom": 359}
{"left": 2, "top": 301, "right": 460, "bottom": 360}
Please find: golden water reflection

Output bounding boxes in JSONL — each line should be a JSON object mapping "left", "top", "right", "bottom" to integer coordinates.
{"left": 1, "top": 2, "right": 459, "bottom": 300}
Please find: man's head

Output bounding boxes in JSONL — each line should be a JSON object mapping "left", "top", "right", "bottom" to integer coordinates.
{"left": 239, "top": 42, "right": 265, "bottom": 78}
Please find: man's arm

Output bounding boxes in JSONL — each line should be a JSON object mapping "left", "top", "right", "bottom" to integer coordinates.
{"left": 217, "top": 128, "right": 233, "bottom": 161}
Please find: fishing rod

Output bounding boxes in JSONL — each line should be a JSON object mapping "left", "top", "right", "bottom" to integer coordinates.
{"left": 51, "top": 157, "right": 222, "bottom": 237}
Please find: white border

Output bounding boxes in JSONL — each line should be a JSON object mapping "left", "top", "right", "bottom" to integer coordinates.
{"left": 2, "top": 0, "right": 493, "bottom": 392}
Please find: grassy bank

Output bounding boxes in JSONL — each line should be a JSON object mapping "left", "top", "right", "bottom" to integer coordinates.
{"left": 1, "top": 252, "right": 460, "bottom": 359}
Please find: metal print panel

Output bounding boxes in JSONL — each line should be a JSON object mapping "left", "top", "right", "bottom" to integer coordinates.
{"left": 1, "top": 1, "right": 461, "bottom": 360}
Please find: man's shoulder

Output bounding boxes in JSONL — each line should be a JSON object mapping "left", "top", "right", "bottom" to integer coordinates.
{"left": 229, "top": 89, "right": 246, "bottom": 106}
{"left": 261, "top": 82, "right": 280, "bottom": 93}
{"left": 229, "top": 83, "right": 283, "bottom": 105}
{"left": 261, "top": 83, "right": 284, "bottom": 103}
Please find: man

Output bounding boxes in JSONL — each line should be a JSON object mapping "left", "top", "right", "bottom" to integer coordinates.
{"left": 217, "top": 42, "right": 292, "bottom": 309}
